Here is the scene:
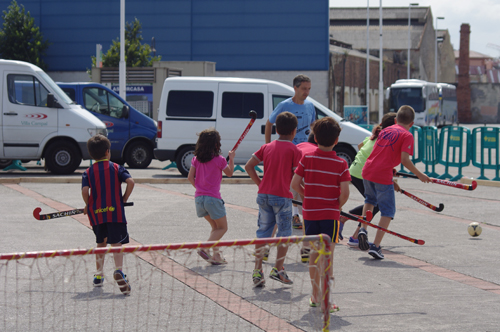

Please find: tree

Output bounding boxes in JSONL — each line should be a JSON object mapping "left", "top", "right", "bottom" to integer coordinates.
{"left": 92, "top": 18, "right": 160, "bottom": 68}
{"left": 0, "top": 0, "right": 50, "bottom": 69}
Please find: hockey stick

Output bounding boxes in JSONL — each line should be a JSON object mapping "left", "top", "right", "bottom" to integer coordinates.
{"left": 292, "top": 199, "right": 425, "bottom": 245}
{"left": 227, "top": 110, "right": 257, "bottom": 161}
{"left": 341, "top": 210, "right": 425, "bottom": 245}
{"left": 33, "top": 202, "right": 134, "bottom": 220}
{"left": 400, "top": 189, "right": 444, "bottom": 212}
{"left": 395, "top": 172, "right": 477, "bottom": 191}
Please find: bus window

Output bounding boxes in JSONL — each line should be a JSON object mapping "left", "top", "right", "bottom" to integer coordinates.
{"left": 389, "top": 88, "right": 425, "bottom": 113}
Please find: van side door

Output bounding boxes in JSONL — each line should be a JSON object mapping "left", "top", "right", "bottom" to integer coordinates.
{"left": 216, "top": 83, "right": 267, "bottom": 164}
{"left": 2, "top": 73, "right": 58, "bottom": 158}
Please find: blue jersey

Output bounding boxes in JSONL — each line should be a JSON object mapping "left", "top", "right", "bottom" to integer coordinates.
{"left": 269, "top": 98, "right": 316, "bottom": 145}
{"left": 82, "top": 160, "right": 131, "bottom": 226}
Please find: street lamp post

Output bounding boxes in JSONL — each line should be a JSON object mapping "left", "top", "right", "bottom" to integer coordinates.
{"left": 407, "top": 3, "right": 418, "bottom": 79}
{"left": 366, "top": 0, "right": 370, "bottom": 125}
{"left": 435, "top": 16, "right": 445, "bottom": 83}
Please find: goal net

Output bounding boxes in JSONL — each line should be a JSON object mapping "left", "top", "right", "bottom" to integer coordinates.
{"left": 0, "top": 235, "right": 333, "bottom": 331}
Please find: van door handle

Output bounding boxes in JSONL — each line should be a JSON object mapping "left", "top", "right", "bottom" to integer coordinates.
{"left": 3, "top": 112, "right": 18, "bottom": 116}
{"left": 261, "top": 124, "right": 276, "bottom": 135}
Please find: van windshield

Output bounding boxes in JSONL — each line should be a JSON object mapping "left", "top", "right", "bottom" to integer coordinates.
{"left": 38, "top": 71, "right": 75, "bottom": 105}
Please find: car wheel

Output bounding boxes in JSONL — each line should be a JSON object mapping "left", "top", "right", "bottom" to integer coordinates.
{"left": 0, "top": 159, "right": 12, "bottom": 168}
{"left": 333, "top": 145, "right": 356, "bottom": 167}
{"left": 45, "top": 141, "right": 81, "bottom": 175}
{"left": 125, "top": 141, "right": 153, "bottom": 169}
{"left": 176, "top": 146, "right": 195, "bottom": 177}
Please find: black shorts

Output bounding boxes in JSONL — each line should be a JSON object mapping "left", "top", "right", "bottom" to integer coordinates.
{"left": 92, "top": 223, "right": 129, "bottom": 245}
{"left": 304, "top": 219, "right": 339, "bottom": 244}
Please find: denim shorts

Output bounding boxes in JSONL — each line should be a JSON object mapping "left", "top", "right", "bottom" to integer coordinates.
{"left": 363, "top": 179, "right": 396, "bottom": 218}
{"left": 304, "top": 219, "right": 339, "bottom": 243}
{"left": 256, "top": 194, "right": 292, "bottom": 238}
{"left": 195, "top": 195, "right": 226, "bottom": 220}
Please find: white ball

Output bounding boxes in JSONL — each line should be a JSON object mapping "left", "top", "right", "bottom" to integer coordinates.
{"left": 468, "top": 222, "right": 482, "bottom": 237}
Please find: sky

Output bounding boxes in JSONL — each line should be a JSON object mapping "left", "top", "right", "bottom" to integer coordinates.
{"left": 329, "top": 0, "right": 500, "bottom": 58}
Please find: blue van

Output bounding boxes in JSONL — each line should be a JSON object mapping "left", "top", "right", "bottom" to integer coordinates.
{"left": 58, "top": 83, "right": 157, "bottom": 168}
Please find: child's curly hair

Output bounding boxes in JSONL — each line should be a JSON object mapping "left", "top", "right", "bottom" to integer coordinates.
{"left": 194, "top": 128, "right": 222, "bottom": 163}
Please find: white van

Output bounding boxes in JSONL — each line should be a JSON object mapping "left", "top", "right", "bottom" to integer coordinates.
{"left": 0, "top": 60, "right": 107, "bottom": 174}
{"left": 154, "top": 77, "right": 371, "bottom": 176}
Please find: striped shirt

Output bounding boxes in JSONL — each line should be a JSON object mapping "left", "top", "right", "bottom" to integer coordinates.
{"left": 82, "top": 160, "right": 131, "bottom": 226}
{"left": 295, "top": 148, "right": 351, "bottom": 220}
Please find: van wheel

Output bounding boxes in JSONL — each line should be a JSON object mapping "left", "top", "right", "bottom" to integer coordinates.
{"left": 0, "top": 159, "right": 12, "bottom": 168}
{"left": 126, "top": 142, "right": 153, "bottom": 169}
{"left": 176, "top": 146, "right": 195, "bottom": 177}
{"left": 45, "top": 141, "right": 82, "bottom": 175}
{"left": 333, "top": 145, "right": 356, "bottom": 167}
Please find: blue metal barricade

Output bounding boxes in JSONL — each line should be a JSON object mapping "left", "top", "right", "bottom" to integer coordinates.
{"left": 399, "top": 125, "right": 422, "bottom": 174}
{"left": 421, "top": 126, "right": 440, "bottom": 177}
{"left": 438, "top": 126, "right": 471, "bottom": 181}
{"left": 471, "top": 127, "right": 500, "bottom": 181}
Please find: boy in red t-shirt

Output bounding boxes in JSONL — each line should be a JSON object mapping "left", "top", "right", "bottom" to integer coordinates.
{"left": 245, "top": 112, "right": 302, "bottom": 287}
{"left": 291, "top": 117, "right": 350, "bottom": 313}
{"left": 359, "top": 105, "right": 431, "bottom": 259}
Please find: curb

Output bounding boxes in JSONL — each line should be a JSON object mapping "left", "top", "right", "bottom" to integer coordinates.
{"left": 0, "top": 177, "right": 255, "bottom": 185}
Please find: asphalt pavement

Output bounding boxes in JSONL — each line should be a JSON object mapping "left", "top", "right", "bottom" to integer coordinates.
{"left": 0, "top": 133, "right": 499, "bottom": 331}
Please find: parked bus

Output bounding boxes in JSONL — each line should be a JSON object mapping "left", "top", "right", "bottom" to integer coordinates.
{"left": 386, "top": 79, "right": 457, "bottom": 127}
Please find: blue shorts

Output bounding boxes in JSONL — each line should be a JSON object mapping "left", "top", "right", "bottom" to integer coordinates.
{"left": 363, "top": 179, "right": 396, "bottom": 218}
{"left": 304, "top": 219, "right": 339, "bottom": 243}
{"left": 256, "top": 194, "right": 292, "bottom": 238}
{"left": 92, "top": 223, "right": 129, "bottom": 245}
{"left": 195, "top": 195, "right": 226, "bottom": 220}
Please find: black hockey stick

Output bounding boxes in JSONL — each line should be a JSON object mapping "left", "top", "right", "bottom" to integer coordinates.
{"left": 33, "top": 202, "right": 134, "bottom": 220}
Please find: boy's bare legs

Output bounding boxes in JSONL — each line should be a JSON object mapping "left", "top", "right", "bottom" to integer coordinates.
{"left": 254, "top": 243, "right": 266, "bottom": 270}
{"left": 373, "top": 216, "right": 391, "bottom": 247}
{"left": 110, "top": 243, "right": 124, "bottom": 271}
{"left": 310, "top": 244, "right": 335, "bottom": 306}
{"left": 204, "top": 215, "right": 228, "bottom": 261}
{"left": 274, "top": 244, "right": 288, "bottom": 271}
{"left": 357, "top": 203, "right": 374, "bottom": 250}
{"left": 95, "top": 242, "right": 107, "bottom": 276}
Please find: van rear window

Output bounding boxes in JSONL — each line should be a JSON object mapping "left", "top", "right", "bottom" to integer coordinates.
{"left": 222, "top": 92, "right": 264, "bottom": 118}
{"left": 166, "top": 91, "right": 214, "bottom": 117}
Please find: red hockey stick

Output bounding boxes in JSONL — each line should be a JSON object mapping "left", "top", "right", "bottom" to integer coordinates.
{"left": 400, "top": 189, "right": 444, "bottom": 212}
{"left": 395, "top": 172, "right": 477, "bottom": 191}
{"left": 227, "top": 110, "right": 257, "bottom": 161}
{"left": 33, "top": 202, "right": 134, "bottom": 220}
{"left": 292, "top": 199, "right": 373, "bottom": 222}
{"left": 341, "top": 210, "right": 425, "bottom": 245}
{"left": 292, "top": 199, "right": 425, "bottom": 245}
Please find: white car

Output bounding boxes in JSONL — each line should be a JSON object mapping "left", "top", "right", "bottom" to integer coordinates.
{"left": 154, "top": 76, "right": 370, "bottom": 176}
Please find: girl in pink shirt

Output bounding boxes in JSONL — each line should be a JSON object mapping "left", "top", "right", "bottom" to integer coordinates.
{"left": 188, "top": 128, "right": 235, "bottom": 265}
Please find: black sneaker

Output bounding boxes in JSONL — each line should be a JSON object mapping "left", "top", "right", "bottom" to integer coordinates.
{"left": 357, "top": 228, "right": 369, "bottom": 251}
{"left": 368, "top": 243, "right": 384, "bottom": 259}
{"left": 93, "top": 274, "right": 104, "bottom": 287}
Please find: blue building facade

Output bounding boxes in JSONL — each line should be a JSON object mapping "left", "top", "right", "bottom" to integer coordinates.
{"left": 0, "top": 0, "right": 329, "bottom": 72}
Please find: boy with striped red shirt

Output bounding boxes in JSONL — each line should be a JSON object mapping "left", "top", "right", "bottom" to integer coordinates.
{"left": 82, "top": 135, "right": 135, "bottom": 294}
{"left": 291, "top": 117, "right": 350, "bottom": 312}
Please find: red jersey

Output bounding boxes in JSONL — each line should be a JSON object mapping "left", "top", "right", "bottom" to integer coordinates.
{"left": 295, "top": 148, "right": 351, "bottom": 220}
{"left": 296, "top": 142, "right": 317, "bottom": 157}
{"left": 253, "top": 140, "right": 302, "bottom": 198}
{"left": 362, "top": 124, "right": 414, "bottom": 185}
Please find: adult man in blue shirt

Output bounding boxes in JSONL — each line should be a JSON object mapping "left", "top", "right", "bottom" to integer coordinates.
{"left": 264, "top": 74, "right": 316, "bottom": 145}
